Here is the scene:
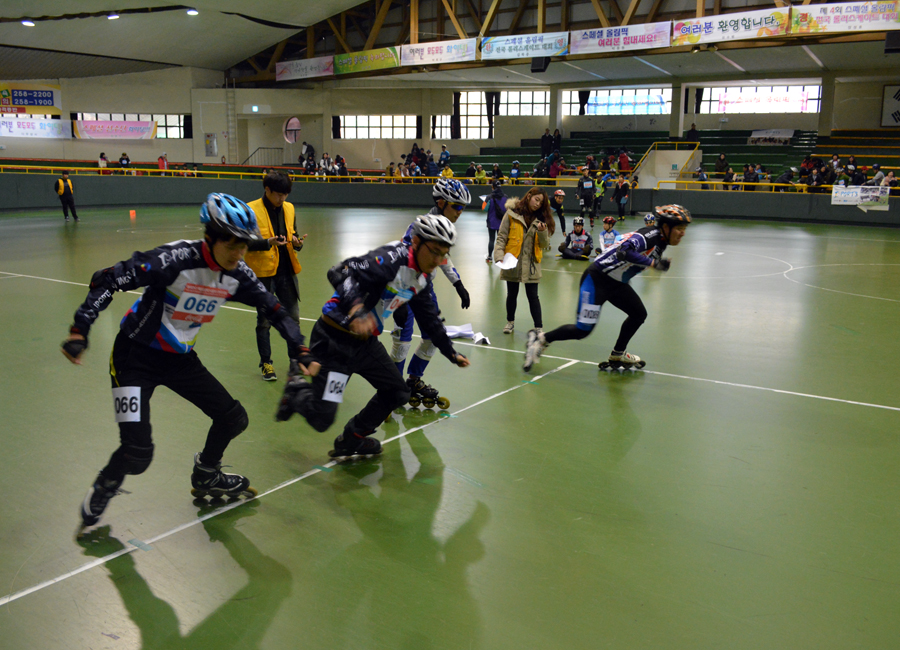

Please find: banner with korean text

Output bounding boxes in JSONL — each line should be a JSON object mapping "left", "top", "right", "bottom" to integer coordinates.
{"left": 791, "top": 1, "right": 900, "bottom": 34}
{"left": 0, "top": 82, "right": 63, "bottom": 116}
{"left": 73, "top": 120, "right": 157, "bottom": 139}
{"left": 401, "top": 39, "right": 477, "bottom": 66}
{"left": 0, "top": 117, "right": 71, "bottom": 139}
{"left": 276, "top": 56, "right": 334, "bottom": 82}
{"left": 673, "top": 7, "right": 789, "bottom": 46}
{"left": 481, "top": 32, "right": 569, "bottom": 60}
{"left": 569, "top": 22, "right": 670, "bottom": 55}
{"left": 334, "top": 47, "right": 400, "bottom": 75}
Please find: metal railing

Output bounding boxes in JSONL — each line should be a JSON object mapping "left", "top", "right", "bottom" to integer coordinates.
{"left": 242, "top": 147, "right": 284, "bottom": 167}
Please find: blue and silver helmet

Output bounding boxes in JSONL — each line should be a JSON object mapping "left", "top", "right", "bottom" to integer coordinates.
{"left": 200, "top": 193, "right": 260, "bottom": 242}
{"left": 432, "top": 178, "right": 471, "bottom": 205}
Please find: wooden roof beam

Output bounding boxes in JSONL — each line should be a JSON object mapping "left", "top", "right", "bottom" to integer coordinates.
{"left": 326, "top": 17, "right": 352, "bottom": 53}
{"left": 587, "top": 0, "right": 612, "bottom": 29}
{"left": 365, "top": 0, "right": 395, "bottom": 50}
{"left": 441, "top": 0, "right": 470, "bottom": 38}
{"left": 508, "top": 0, "right": 530, "bottom": 35}
{"left": 480, "top": 0, "right": 502, "bottom": 37}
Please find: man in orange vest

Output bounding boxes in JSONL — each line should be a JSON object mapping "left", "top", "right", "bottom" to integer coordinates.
{"left": 244, "top": 171, "right": 305, "bottom": 381}
{"left": 55, "top": 170, "right": 79, "bottom": 222}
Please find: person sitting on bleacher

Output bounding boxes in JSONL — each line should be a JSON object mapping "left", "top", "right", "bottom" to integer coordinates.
{"left": 742, "top": 164, "right": 758, "bottom": 191}
{"left": 865, "top": 163, "right": 884, "bottom": 186}
{"left": 304, "top": 156, "right": 317, "bottom": 176}
{"left": 426, "top": 153, "right": 438, "bottom": 178}
{"left": 882, "top": 171, "right": 896, "bottom": 187}
{"left": 714, "top": 154, "right": 729, "bottom": 181}
{"left": 464, "top": 162, "right": 477, "bottom": 181}
{"left": 440, "top": 165, "right": 454, "bottom": 179}
{"left": 774, "top": 167, "right": 797, "bottom": 192}
{"left": 491, "top": 163, "right": 504, "bottom": 182}
{"left": 509, "top": 161, "right": 521, "bottom": 184}
{"left": 474, "top": 165, "right": 487, "bottom": 184}
{"left": 820, "top": 164, "right": 836, "bottom": 187}
{"left": 533, "top": 158, "right": 548, "bottom": 178}
{"left": 722, "top": 167, "right": 736, "bottom": 191}
{"left": 831, "top": 154, "right": 841, "bottom": 170}
{"left": 585, "top": 155, "right": 599, "bottom": 178}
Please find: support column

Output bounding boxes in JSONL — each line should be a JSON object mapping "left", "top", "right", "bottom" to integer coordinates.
{"left": 818, "top": 73, "right": 836, "bottom": 137}
{"left": 549, "top": 84, "right": 562, "bottom": 134}
{"left": 669, "top": 82, "right": 683, "bottom": 139}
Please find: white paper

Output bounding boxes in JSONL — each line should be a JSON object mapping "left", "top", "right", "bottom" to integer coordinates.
{"left": 495, "top": 253, "right": 519, "bottom": 270}
{"left": 473, "top": 333, "right": 491, "bottom": 345}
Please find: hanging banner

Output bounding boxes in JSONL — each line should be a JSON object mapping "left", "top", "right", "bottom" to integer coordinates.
{"left": 481, "top": 32, "right": 569, "bottom": 60}
{"left": 748, "top": 129, "right": 795, "bottom": 145}
{"left": 0, "top": 117, "right": 71, "bottom": 139}
{"left": 569, "top": 22, "right": 671, "bottom": 54}
{"left": 73, "top": 120, "right": 157, "bottom": 139}
{"left": 831, "top": 185, "right": 890, "bottom": 211}
{"left": 715, "top": 88, "right": 809, "bottom": 113}
{"left": 587, "top": 94, "right": 667, "bottom": 115}
{"left": 0, "top": 82, "right": 63, "bottom": 116}
{"left": 401, "top": 38, "right": 477, "bottom": 66}
{"left": 673, "top": 7, "right": 789, "bottom": 46}
{"left": 792, "top": 1, "right": 900, "bottom": 34}
{"left": 276, "top": 55, "right": 334, "bottom": 82}
{"left": 334, "top": 47, "right": 400, "bottom": 75}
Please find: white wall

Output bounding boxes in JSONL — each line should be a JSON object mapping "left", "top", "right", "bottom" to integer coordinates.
{"left": 833, "top": 81, "right": 893, "bottom": 131}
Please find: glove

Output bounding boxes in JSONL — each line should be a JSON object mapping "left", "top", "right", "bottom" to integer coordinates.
{"left": 326, "top": 264, "right": 348, "bottom": 288}
{"left": 453, "top": 281, "right": 470, "bottom": 309}
{"left": 61, "top": 328, "right": 88, "bottom": 363}
{"left": 655, "top": 258, "right": 671, "bottom": 272}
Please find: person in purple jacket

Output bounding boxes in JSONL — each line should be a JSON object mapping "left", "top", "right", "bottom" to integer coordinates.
{"left": 485, "top": 180, "right": 507, "bottom": 263}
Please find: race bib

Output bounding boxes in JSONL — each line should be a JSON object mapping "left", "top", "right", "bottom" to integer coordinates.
{"left": 172, "top": 283, "right": 228, "bottom": 325}
{"left": 322, "top": 372, "right": 350, "bottom": 403}
{"left": 380, "top": 288, "right": 413, "bottom": 320}
{"left": 112, "top": 386, "right": 141, "bottom": 423}
{"left": 578, "top": 303, "right": 601, "bottom": 326}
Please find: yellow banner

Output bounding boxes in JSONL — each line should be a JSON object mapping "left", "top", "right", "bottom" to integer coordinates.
{"left": 0, "top": 83, "right": 62, "bottom": 116}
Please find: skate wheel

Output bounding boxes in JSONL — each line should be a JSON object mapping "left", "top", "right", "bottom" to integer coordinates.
{"left": 242, "top": 487, "right": 258, "bottom": 498}
{"left": 408, "top": 396, "right": 421, "bottom": 407}
{"left": 190, "top": 488, "right": 208, "bottom": 498}
{"left": 422, "top": 397, "right": 436, "bottom": 409}
{"left": 436, "top": 396, "right": 450, "bottom": 409}
{"left": 598, "top": 362, "right": 611, "bottom": 371}
{"left": 635, "top": 361, "right": 646, "bottom": 369}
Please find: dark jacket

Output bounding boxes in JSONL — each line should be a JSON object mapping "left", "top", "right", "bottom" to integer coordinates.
{"left": 486, "top": 187, "right": 507, "bottom": 230}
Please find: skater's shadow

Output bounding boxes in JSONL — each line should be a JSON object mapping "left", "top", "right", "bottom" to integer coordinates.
{"left": 76, "top": 501, "right": 291, "bottom": 650}
{"left": 596, "top": 377, "right": 642, "bottom": 468}
{"left": 383, "top": 405, "right": 448, "bottom": 432}
{"left": 323, "top": 430, "right": 490, "bottom": 649}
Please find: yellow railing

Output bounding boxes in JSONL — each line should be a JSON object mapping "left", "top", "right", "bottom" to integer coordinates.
{"left": 656, "top": 179, "right": 811, "bottom": 192}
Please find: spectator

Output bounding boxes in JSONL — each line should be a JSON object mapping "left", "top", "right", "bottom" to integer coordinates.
{"left": 807, "top": 166, "right": 825, "bottom": 192}
{"left": 847, "top": 155, "right": 857, "bottom": 169}
{"left": 300, "top": 141, "right": 315, "bottom": 163}
{"left": 686, "top": 123, "right": 700, "bottom": 143}
{"left": 850, "top": 166, "right": 868, "bottom": 186}
{"left": 509, "top": 160, "right": 521, "bottom": 184}
{"left": 611, "top": 173, "right": 630, "bottom": 221}
{"left": 722, "top": 167, "right": 736, "bottom": 190}
{"left": 546, "top": 149, "right": 560, "bottom": 168}
{"left": 190, "top": 164, "right": 200, "bottom": 178}
{"left": 320, "top": 153, "right": 336, "bottom": 175}
{"left": 533, "top": 158, "right": 548, "bottom": 178}
{"left": 119, "top": 152, "right": 131, "bottom": 170}
{"left": 773, "top": 167, "right": 797, "bottom": 191}
{"left": 485, "top": 180, "right": 507, "bottom": 263}
{"left": 399, "top": 162, "right": 411, "bottom": 182}
{"left": 464, "top": 162, "right": 477, "bottom": 180}
{"left": 820, "top": 164, "right": 836, "bottom": 187}
{"left": 474, "top": 165, "right": 487, "bottom": 184}
{"left": 831, "top": 154, "right": 841, "bottom": 170}
{"left": 549, "top": 158, "right": 561, "bottom": 179}
{"left": 882, "top": 170, "right": 896, "bottom": 187}
{"left": 440, "top": 165, "right": 454, "bottom": 179}
{"left": 540, "top": 128, "right": 552, "bottom": 158}
{"left": 491, "top": 163, "right": 504, "bottom": 181}
{"left": 551, "top": 128, "right": 562, "bottom": 154}
{"left": 439, "top": 144, "right": 451, "bottom": 168}
{"left": 714, "top": 153, "right": 729, "bottom": 179}
{"left": 618, "top": 149, "right": 631, "bottom": 172}
{"left": 157, "top": 152, "right": 168, "bottom": 175}
{"left": 696, "top": 166, "right": 709, "bottom": 190}
{"left": 557, "top": 157, "right": 569, "bottom": 175}
{"left": 425, "top": 152, "right": 438, "bottom": 177}
{"left": 334, "top": 154, "right": 345, "bottom": 167}
{"left": 385, "top": 161, "right": 396, "bottom": 179}
{"left": 337, "top": 161, "right": 350, "bottom": 181}
{"left": 866, "top": 163, "right": 884, "bottom": 186}
{"left": 304, "top": 156, "right": 317, "bottom": 175}
{"left": 599, "top": 155, "right": 611, "bottom": 173}
{"left": 54, "top": 170, "right": 79, "bottom": 222}
{"left": 742, "top": 164, "right": 758, "bottom": 191}
{"left": 98, "top": 152, "right": 108, "bottom": 174}
{"left": 585, "top": 155, "right": 599, "bottom": 177}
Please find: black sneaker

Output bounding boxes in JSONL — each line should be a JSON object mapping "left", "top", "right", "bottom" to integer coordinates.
{"left": 261, "top": 362, "right": 277, "bottom": 381}
{"left": 329, "top": 432, "right": 383, "bottom": 459}
{"left": 80, "top": 474, "right": 125, "bottom": 527}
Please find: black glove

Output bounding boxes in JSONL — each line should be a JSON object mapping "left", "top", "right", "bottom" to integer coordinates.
{"left": 655, "top": 258, "right": 671, "bottom": 272}
{"left": 62, "top": 329, "right": 88, "bottom": 361}
{"left": 326, "top": 264, "right": 348, "bottom": 288}
{"left": 453, "top": 281, "right": 470, "bottom": 309}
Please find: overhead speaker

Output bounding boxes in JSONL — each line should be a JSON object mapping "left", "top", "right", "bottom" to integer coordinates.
{"left": 531, "top": 57, "right": 550, "bottom": 73}
{"left": 886, "top": 31, "right": 900, "bottom": 54}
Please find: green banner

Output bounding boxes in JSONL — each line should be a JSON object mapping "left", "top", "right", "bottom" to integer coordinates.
{"left": 334, "top": 47, "right": 400, "bottom": 75}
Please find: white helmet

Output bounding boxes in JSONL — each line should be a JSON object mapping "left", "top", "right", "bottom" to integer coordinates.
{"left": 432, "top": 178, "right": 471, "bottom": 205}
{"left": 412, "top": 214, "right": 457, "bottom": 247}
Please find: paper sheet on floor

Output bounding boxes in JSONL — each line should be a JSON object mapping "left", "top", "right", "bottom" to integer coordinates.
{"left": 495, "top": 252, "right": 518, "bottom": 270}
{"left": 445, "top": 323, "right": 490, "bottom": 346}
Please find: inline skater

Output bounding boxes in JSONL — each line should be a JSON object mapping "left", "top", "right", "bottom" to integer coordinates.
{"left": 63, "top": 193, "right": 313, "bottom": 528}
{"left": 576, "top": 167, "right": 595, "bottom": 230}
{"left": 558, "top": 216, "right": 593, "bottom": 260}
{"left": 594, "top": 216, "right": 621, "bottom": 254}
{"left": 389, "top": 178, "right": 471, "bottom": 409}
{"left": 523, "top": 204, "right": 691, "bottom": 372}
{"left": 551, "top": 189, "right": 566, "bottom": 234}
{"left": 276, "top": 215, "right": 470, "bottom": 459}
{"left": 644, "top": 213, "right": 656, "bottom": 227}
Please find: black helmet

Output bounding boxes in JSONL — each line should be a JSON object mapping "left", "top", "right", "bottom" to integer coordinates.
{"left": 653, "top": 204, "right": 692, "bottom": 228}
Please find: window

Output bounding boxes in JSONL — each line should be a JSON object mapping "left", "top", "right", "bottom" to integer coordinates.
{"left": 74, "top": 113, "right": 188, "bottom": 138}
{"left": 498, "top": 90, "right": 549, "bottom": 117}
{"left": 339, "top": 115, "right": 417, "bottom": 139}
{"left": 562, "top": 88, "right": 672, "bottom": 116}
{"left": 459, "top": 91, "right": 489, "bottom": 139}
{"left": 697, "top": 85, "right": 821, "bottom": 114}
{"left": 433, "top": 115, "right": 451, "bottom": 140}
{"left": 0, "top": 113, "right": 53, "bottom": 119}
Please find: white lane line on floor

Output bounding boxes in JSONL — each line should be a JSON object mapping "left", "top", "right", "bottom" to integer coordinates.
{"left": 0, "top": 358, "right": 578, "bottom": 608}
{"left": 4, "top": 269, "right": 900, "bottom": 413}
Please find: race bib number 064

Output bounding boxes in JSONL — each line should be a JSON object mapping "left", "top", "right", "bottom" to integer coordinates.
{"left": 322, "top": 372, "right": 350, "bottom": 403}
{"left": 112, "top": 386, "right": 141, "bottom": 423}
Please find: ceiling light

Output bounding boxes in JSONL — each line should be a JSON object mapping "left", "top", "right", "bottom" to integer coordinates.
{"left": 690, "top": 45, "right": 702, "bottom": 54}
{"left": 706, "top": 43, "right": 718, "bottom": 52}
{"left": 22, "top": 20, "right": 35, "bottom": 26}
{"left": 107, "top": 13, "right": 119, "bottom": 20}
{"left": 186, "top": 8, "right": 199, "bottom": 15}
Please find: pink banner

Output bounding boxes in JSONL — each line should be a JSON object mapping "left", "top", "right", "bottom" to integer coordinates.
{"left": 73, "top": 120, "right": 157, "bottom": 140}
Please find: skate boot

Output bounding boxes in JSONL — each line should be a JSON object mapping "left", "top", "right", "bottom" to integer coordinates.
{"left": 275, "top": 373, "right": 314, "bottom": 421}
{"left": 190, "top": 453, "right": 258, "bottom": 499}
{"left": 80, "top": 473, "right": 127, "bottom": 528}
{"left": 328, "top": 430, "right": 383, "bottom": 460}
{"left": 599, "top": 351, "right": 646, "bottom": 372}
{"left": 406, "top": 376, "right": 450, "bottom": 409}
{"left": 523, "top": 329, "right": 548, "bottom": 372}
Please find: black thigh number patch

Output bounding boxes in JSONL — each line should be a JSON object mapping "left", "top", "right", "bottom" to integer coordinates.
{"left": 112, "top": 386, "right": 141, "bottom": 423}
{"left": 323, "top": 372, "right": 350, "bottom": 404}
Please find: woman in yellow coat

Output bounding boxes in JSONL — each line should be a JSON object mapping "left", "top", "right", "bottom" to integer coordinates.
{"left": 493, "top": 187, "right": 555, "bottom": 334}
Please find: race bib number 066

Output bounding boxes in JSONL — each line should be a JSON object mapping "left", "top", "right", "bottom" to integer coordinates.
{"left": 172, "top": 284, "right": 229, "bottom": 324}
{"left": 112, "top": 386, "right": 141, "bottom": 423}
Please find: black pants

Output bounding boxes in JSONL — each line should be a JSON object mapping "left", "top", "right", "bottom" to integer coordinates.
{"left": 300, "top": 319, "right": 410, "bottom": 436}
{"left": 561, "top": 248, "right": 587, "bottom": 260}
{"left": 506, "top": 282, "right": 542, "bottom": 328}
{"left": 60, "top": 195, "right": 78, "bottom": 219}
{"left": 101, "top": 333, "right": 244, "bottom": 481}
{"left": 544, "top": 268, "right": 647, "bottom": 352}
{"left": 616, "top": 199, "right": 626, "bottom": 220}
{"left": 487, "top": 228, "right": 497, "bottom": 258}
{"left": 255, "top": 272, "right": 300, "bottom": 365}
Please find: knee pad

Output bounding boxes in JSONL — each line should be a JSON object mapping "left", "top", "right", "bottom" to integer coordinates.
{"left": 390, "top": 338, "right": 411, "bottom": 364}
{"left": 215, "top": 401, "right": 249, "bottom": 440}
{"left": 122, "top": 444, "right": 154, "bottom": 475}
{"left": 413, "top": 339, "right": 437, "bottom": 361}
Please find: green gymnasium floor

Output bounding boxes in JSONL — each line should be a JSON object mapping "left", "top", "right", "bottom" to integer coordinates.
{"left": 1, "top": 203, "right": 899, "bottom": 649}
